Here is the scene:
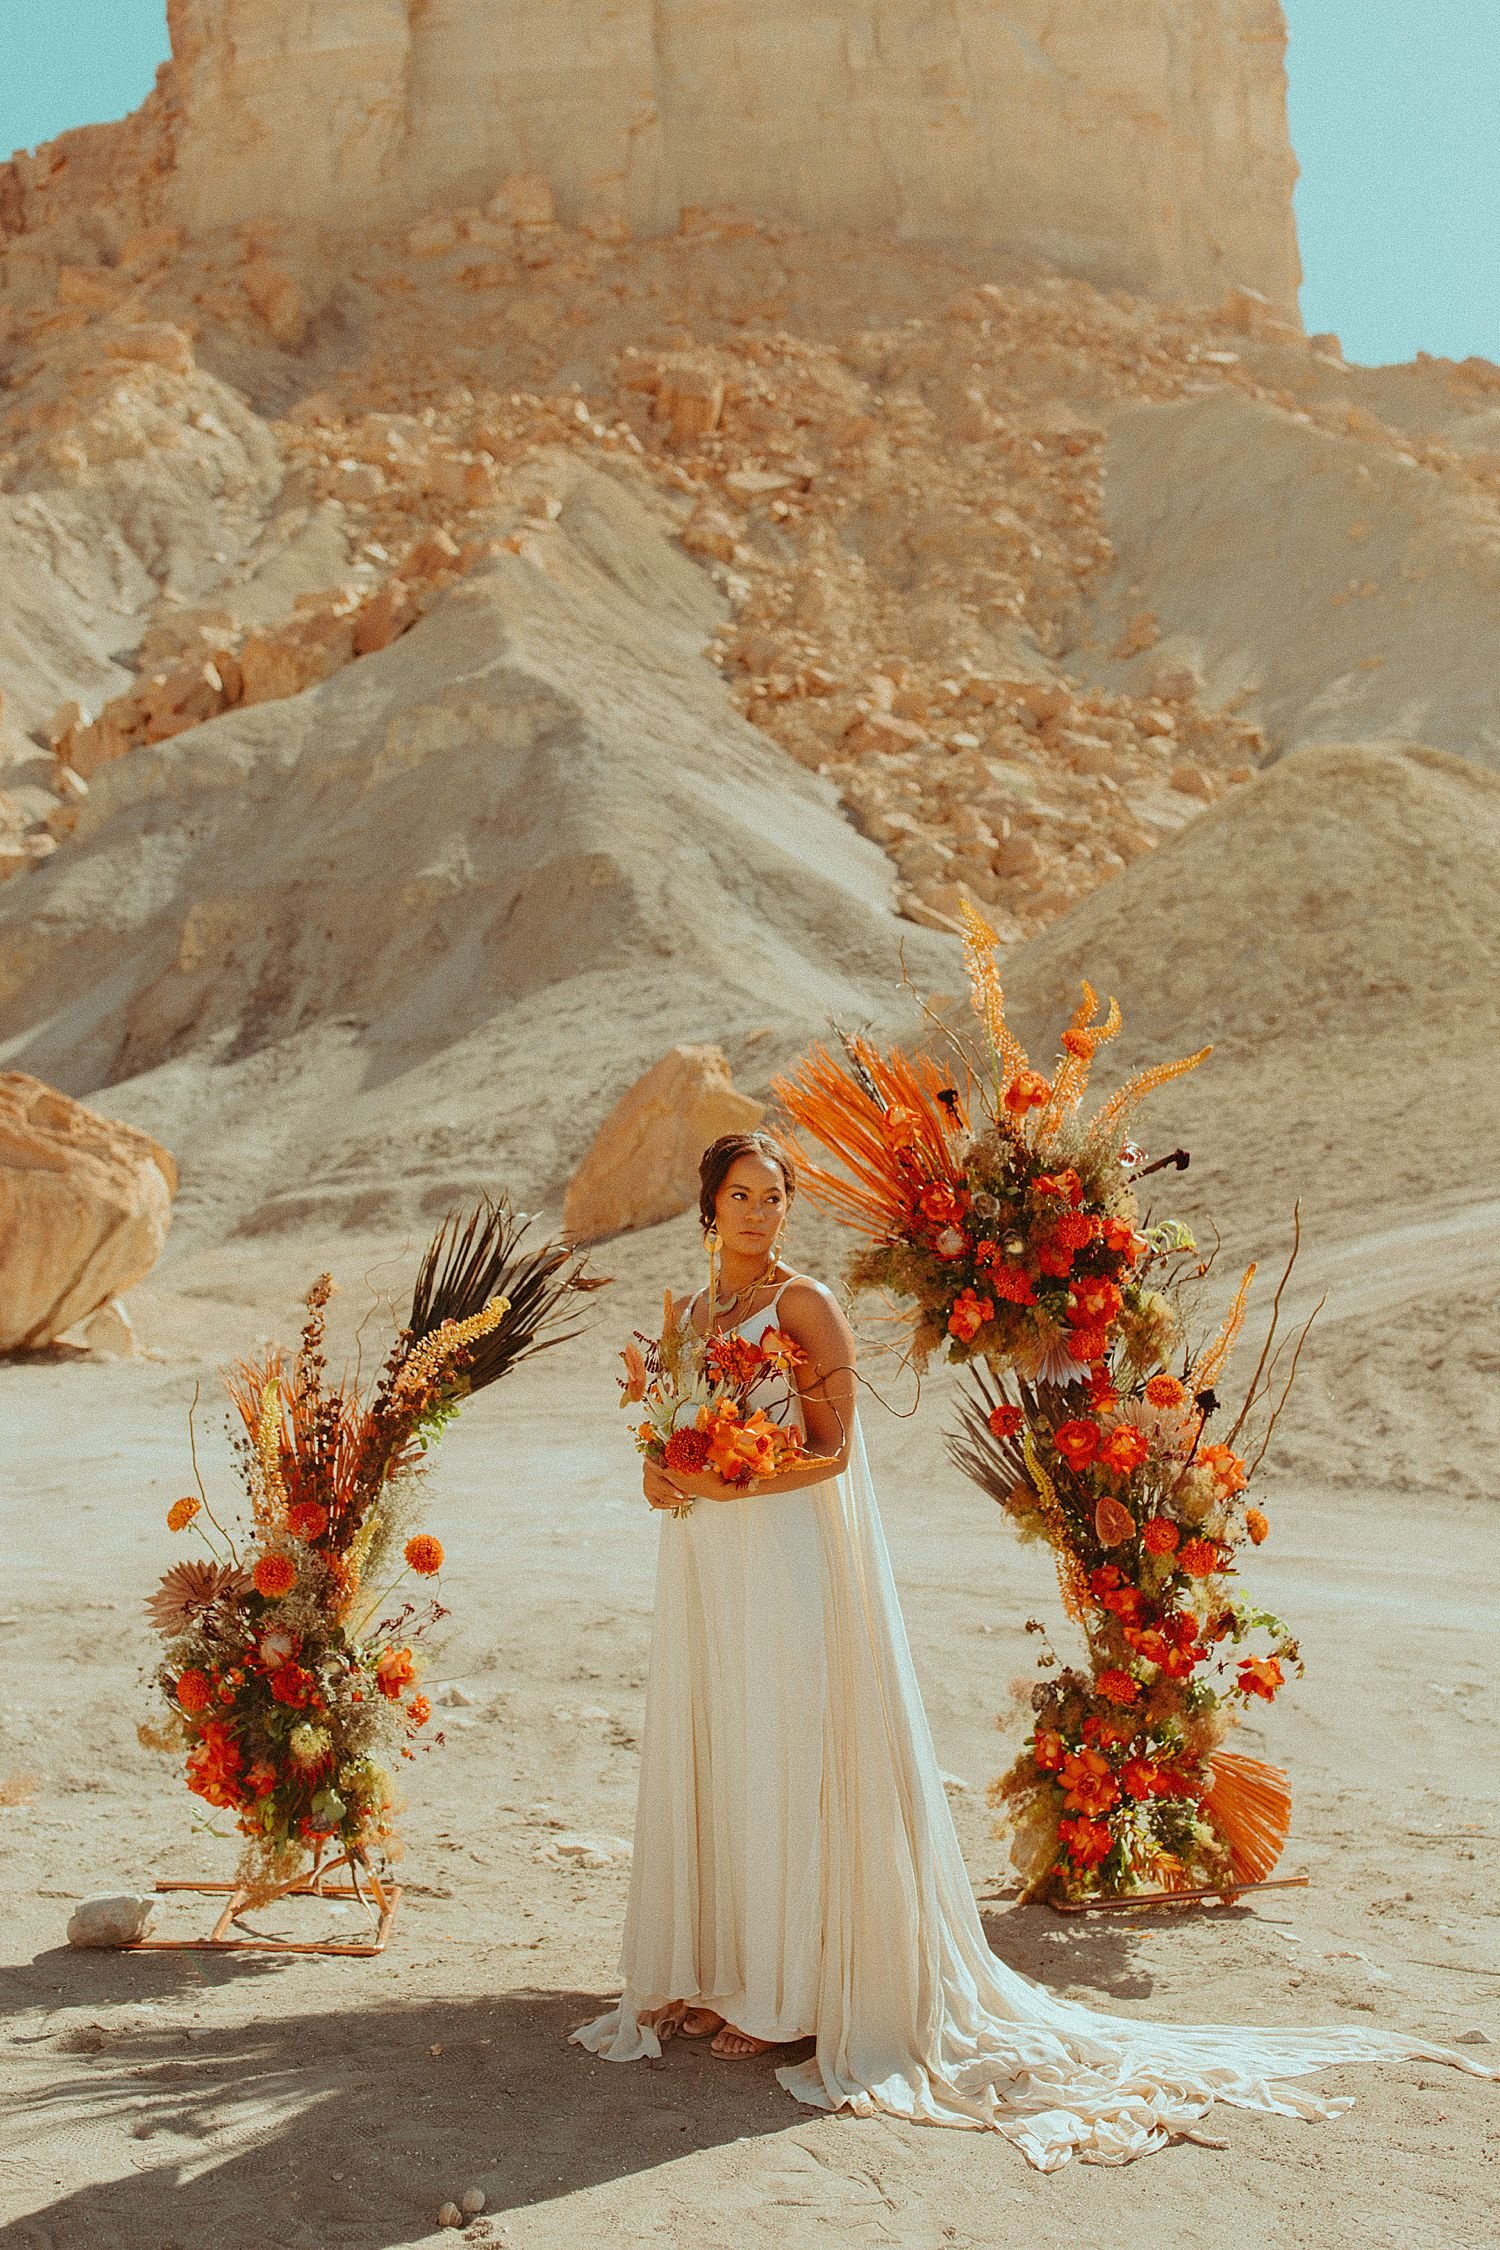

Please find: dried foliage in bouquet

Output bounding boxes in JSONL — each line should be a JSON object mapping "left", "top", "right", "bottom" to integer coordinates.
{"left": 775, "top": 903, "right": 1315, "bottom": 1903}
{"left": 621, "top": 1294, "right": 807, "bottom": 1513}
{"left": 145, "top": 1199, "right": 596, "bottom": 1901}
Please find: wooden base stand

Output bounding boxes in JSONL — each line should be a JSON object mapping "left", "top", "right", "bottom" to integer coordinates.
{"left": 1051, "top": 1873, "right": 1309, "bottom": 1915}
{"left": 128, "top": 1849, "right": 401, "bottom": 1957}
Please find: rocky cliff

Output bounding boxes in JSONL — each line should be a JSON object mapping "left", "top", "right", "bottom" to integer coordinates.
{"left": 8, "top": 1, "right": 1301, "bottom": 314}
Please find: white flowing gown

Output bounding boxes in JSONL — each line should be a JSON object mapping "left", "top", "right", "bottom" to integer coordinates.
{"left": 572, "top": 1289, "right": 1491, "bottom": 2169}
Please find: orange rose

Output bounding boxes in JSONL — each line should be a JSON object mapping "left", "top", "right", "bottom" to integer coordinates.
{"left": 1238, "top": 1655, "right": 1284, "bottom": 1703}
{"left": 252, "top": 1552, "right": 296, "bottom": 1600}
{"left": 184, "top": 1721, "right": 243, "bottom": 1809}
{"left": 947, "top": 1288, "right": 994, "bottom": 1343}
{"left": 1245, "top": 1507, "right": 1269, "bottom": 1545}
{"left": 1097, "top": 1217, "right": 1138, "bottom": 1259}
{"left": 1033, "top": 1728, "right": 1065, "bottom": 1772}
{"left": 375, "top": 1645, "right": 417, "bottom": 1700}
{"left": 1060, "top": 1747, "right": 1119, "bottom": 1816}
{"left": 1004, "top": 1069, "right": 1053, "bottom": 1115}
{"left": 1200, "top": 1443, "right": 1249, "bottom": 1494}
{"left": 1098, "top": 1426, "right": 1149, "bottom": 1475}
{"left": 1144, "top": 1374, "right": 1186, "bottom": 1409}
{"left": 167, "top": 1496, "right": 200, "bottom": 1532}
{"left": 1069, "top": 1276, "right": 1123, "bottom": 1328}
{"left": 1120, "top": 1757, "right": 1163, "bottom": 1802}
{"left": 174, "top": 1668, "right": 213, "bottom": 1715}
{"left": 404, "top": 1534, "right": 444, "bottom": 1576}
{"left": 1035, "top": 1168, "right": 1083, "bottom": 1204}
{"left": 1057, "top": 1814, "right": 1112, "bottom": 1868}
{"left": 1053, "top": 1419, "right": 1100, "bottom": 1470}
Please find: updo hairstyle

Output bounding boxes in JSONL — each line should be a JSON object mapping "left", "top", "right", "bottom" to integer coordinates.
{"left": 697, "top": 1131, "right": 797, "bottom": 1233}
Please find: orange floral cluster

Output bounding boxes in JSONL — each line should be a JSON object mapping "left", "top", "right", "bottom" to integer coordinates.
{"left": 971, "top": 1270, "right": 1301, "bottom": 1900}
{"left": 629, "top": 1316, "right": 807, "bottom": 1500}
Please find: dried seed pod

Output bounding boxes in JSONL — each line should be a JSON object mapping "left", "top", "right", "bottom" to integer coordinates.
{"left": 462, "top": 2187, "right": 486, "bottom": 2215}
{"left": 438, "top": 2203, "right": 463, "bottom": 2229}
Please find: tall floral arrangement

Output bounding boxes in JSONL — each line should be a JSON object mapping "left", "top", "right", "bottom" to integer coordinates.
{"left": 145, "top": 1199, "right": 597, "bottom": 1899}
{"left": 775, "top": 903, "right": 1313, "bottom": 1902}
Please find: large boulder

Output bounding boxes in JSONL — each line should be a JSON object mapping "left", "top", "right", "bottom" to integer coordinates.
{"left": 0, "top": 1074, "right": 177, "bottom": 1349}
{"left": 564, "top": 1045, "right": 763, "bottom": 1244}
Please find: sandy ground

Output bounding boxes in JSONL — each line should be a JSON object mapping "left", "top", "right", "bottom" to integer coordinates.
{"left": 2, "top": 1217, "right": 1498, "bottom": 2250}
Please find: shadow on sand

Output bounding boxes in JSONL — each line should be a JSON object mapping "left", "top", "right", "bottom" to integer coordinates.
{"left": 2, "top": 1966, "right": 811, "bottom": 2250}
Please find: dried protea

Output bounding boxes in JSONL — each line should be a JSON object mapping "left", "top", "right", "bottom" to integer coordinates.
{"left": 145, "top": 1559, "right": 251, "bottom": 1634}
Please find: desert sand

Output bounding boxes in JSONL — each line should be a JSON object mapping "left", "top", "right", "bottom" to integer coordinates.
{"left": 3, "top": 2, "right": 1500, "bottom": 2241}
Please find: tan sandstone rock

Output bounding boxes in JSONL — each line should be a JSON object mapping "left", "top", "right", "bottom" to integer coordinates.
{"left": 0, "top": 1075, "right": 177, "bottom": 1350}
{"left": 159, "top": 1, "right": 1301, "bottom": 313}
{"left": 564, "top": 1046, "right": 764, "bottom": 1244}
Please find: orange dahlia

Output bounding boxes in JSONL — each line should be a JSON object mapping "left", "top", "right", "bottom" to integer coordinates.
{"left": 1144, "top": 1374, "right": 1186, "bottom": 1408}
{"left": 404, "top": 1534, "right": 444, "bottom": 1576}
{"left": 1177, "top": 1536, "right": 1221, "bottom": 1578}
{"left": 287, "top": 1501, "right": 328, "bottom": 1542}
{"left": 1245, "top": 1507, "right": 1269, "bottom": 1545}
{"left": 1053, "top": 1210, "right": 1094, "bottom": 1251}
{"left": 1097, "top": 1668, "right": 1141, "bottom": 1705}
{"left": 987, "top": 1402, "right": 1024, "bottom": 1441}
{"left": 1142, "top": 1515, "right": 1179, "bottom": 1555}
{"left": 1067, "top": 1327, "right": 1109, "bottom": 1365}
{"left": 664, "top": 1425, "right": 712, "bottom": 1473}
{"left": 253, "top": 1552, "right": 297, "bottom": 1599}
{"left": 174, "top": 1667, "right": 213, "bottom": 1715}
{"left": 167, "top": 1496, "right": 200, "bottom": 1532}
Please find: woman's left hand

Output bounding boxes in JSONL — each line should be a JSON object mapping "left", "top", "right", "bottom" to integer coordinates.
{"left": 643, "top": 1462, "right": 735, "bottom": 1509}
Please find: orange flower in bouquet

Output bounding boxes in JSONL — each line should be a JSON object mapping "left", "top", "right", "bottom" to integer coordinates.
{"left": 626, "top": 1299, "right": 807, "bottom": 1509}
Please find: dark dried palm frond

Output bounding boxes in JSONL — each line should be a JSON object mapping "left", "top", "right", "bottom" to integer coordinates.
{"left": 406, "top": 1195, "right": 601, "bottom": 1393}
{"left": 946, "top": 1360, "right": 1029, "bottom": 1506}
{"left": 146, "top": 1559, "right": 252, "bottom": 1634}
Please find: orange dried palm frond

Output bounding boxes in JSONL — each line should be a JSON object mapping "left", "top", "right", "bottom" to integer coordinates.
{"left": 773, "top": 1038, "right": 964, "bottom": 1239}
{"left": 960, "top": 900, "right": 1028, "bottom": 1091}
{"left": 223, "top": 1349, "right": 283, "bottom": 1444}
{"left": 1189, "top": 1263, "right": 1257, "bottom": 1395}
{"left": 1090, "top": 1044, "right": 1213, "bottom": 1141}
{"left": 1203, "top": 1750, "right": 1291, "bottom": 1884}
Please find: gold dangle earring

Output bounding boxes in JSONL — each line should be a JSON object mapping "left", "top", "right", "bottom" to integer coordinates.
{"left": 704, "top": 1224, "right": 721, "bottom": 1319}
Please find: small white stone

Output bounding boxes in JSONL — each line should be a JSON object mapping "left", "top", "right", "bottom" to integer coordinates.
{"left": 67, "top": 1894, "right": 155, "bottom": 1947}
{"left": 535, "top": 1832, "right": 632, "bottom": 1870}
{"left": 461, "top": 2187, "right": 486, "bottom": 2215}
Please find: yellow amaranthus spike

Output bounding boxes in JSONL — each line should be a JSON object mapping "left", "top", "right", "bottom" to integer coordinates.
{"left": 393, "top": 1295, "right": 511, "bottom": 1400}
{"left": 960, "top": 899, "right": 1029, "bottom": 1092}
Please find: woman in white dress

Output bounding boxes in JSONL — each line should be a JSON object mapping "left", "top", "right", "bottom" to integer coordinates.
{"left": 572, "top": 1133, "right": 1489, "bottom": 2168}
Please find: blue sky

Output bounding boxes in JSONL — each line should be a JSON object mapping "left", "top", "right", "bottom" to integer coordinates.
{"left": 0, "top": 1, "right": 1494, "bottom": 368}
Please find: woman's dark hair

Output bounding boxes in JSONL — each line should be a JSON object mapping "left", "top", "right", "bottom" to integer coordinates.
{"left": 698, "top": 1132, "right": 797, "bottom": 1232}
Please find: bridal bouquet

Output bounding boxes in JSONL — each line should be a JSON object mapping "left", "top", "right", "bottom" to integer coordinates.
{"left": 144, "top": 1200, "right": 596, "bottom": 1898}
{"left": 775, "top": 902, "right": 1313, "bottom": 1902}
{"left": 623, "top": 1295, "right": 807, "bottom": 1498}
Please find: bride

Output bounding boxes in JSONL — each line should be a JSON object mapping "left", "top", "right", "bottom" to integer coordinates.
{"left": 572, "top": 1131, "right": 1488, "bottom": 2168}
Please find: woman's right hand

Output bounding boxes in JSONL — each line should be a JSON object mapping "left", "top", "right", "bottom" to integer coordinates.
{"left": 643, "top": 1461, "right": 687, "bottom": 1511}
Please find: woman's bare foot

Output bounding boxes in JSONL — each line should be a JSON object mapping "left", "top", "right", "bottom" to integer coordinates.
{"left": 678, "top": 2008, "right": 725, "bottom": 2038}
{"left": 710, "top": 2022, "right": 775, "bottom": 2058}
{"left": 639, "top": 2001, "right": 688, "bottom": 2043}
